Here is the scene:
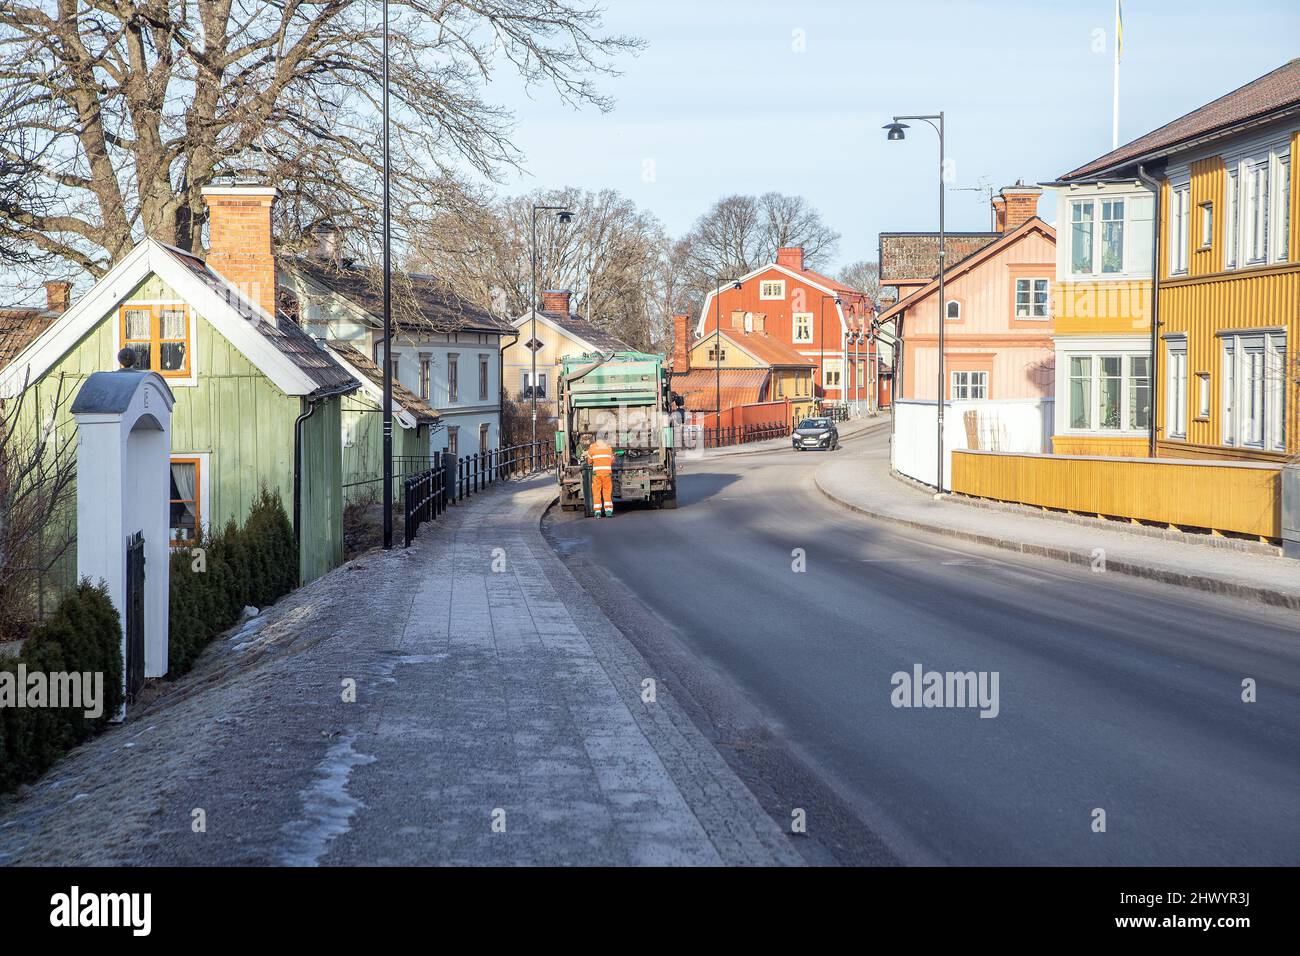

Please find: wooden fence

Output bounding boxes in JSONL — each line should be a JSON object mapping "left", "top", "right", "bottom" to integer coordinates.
{"left": 950, "top": 450, "right": 1283, "bottom": 540}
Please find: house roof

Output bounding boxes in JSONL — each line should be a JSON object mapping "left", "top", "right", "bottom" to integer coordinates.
{"left": 163, "top": 245, "right": 356, "bottom": 395}
{"left": 0, "top": 239, "right": 359, "bottom": 399}
{"left": 325, "top": 341, "right": 439, "bottom": 428}
{"left": 670, "top": 368, "right": 770, "bottom": 414}
{"left": 291, "top": 257, "right": 511, "bottom": 335}
{"left": 1057, "top": 58, "right": 1300, "bottom": 183}
{"left": 514, "top": 309, "right": 633, "bottom": 353}
{"left": 705, "top": 329, "right": 816, "bottom": 368}
{"left": 879, "top": 232, "right": 1000, "bottom": 284}
{"left": 695, "top": 260, "right": 873, "bottom": 338}
{"left": 876, "top": 217, "right": 1057, "bottom": 323}
{"left": 0, "top": 307, "right": 57, "bottom": 372}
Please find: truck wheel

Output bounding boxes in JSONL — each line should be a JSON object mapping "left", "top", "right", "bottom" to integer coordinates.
{"left": 660, "top": 491, "right": 678, "bottom": 510}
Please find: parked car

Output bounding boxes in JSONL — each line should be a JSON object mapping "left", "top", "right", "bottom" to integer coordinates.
{"left": 792, "top": 417, "right": 838, "bottom": 451}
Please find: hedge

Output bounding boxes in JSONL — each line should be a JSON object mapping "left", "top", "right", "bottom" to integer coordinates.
{"left": 168, "top": 487, "right": 296, "bottom": 675}
{"left": 0, "top": 581, "right": 123, "bottom": 793}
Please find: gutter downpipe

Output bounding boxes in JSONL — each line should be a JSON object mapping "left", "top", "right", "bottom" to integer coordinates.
{"left": 499, "top": 327, "right": 520, "bottom": 442}
{"left": 294, "top": 381, "right": 358, "bottom": 584}
{"left": 1137, "top": 163, "right": 1162, "bottom": 458}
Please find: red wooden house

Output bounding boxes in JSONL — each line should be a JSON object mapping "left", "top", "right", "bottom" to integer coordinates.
{"left": 694, "top": 247, "right": 876, "bottom": 406}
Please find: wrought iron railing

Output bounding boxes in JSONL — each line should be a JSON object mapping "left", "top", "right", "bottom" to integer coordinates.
{"left": 700, "top": 420, "right": 790, "bottom": 449}
{"left": 402, "top": 440, "right": 557, "bottom": 546}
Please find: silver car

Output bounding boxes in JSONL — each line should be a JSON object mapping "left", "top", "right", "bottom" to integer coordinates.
{"left": 792, "top": 417, "right": 838, "bottom": 451}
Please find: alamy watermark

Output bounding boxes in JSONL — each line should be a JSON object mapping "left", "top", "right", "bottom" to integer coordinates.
{"left": 891, "top": 663, "right": 1000, "bottom": 718}
{"left": 0, "top": 664, "right": 105, "bottom": 719}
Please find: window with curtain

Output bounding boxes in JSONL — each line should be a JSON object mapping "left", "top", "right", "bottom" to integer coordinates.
{"left": 1071, "top": 201, "right": 1094, "bottom": 274}
{"left": 1170, "top": 185, "right": 1191, "bottom": 274}
{"left": 1167, "top": 339, "right": 1188, "bottom": 438}
{"left": 1128, "top": 356, "right": 1150, "bottom": 430}
{"left": 1014, "top": 278, "right": 1049, "bottom": 318}
{"left": 1098, "top": 356, "right": 1122, "bottom": 429}
{"left": 169, "top": 458, "right": 200, "bottom": 544}
{"left": 1069, "top": 356, "right": 1092, "bottom": 429}
{"left": 120, "top": 304, "right": 191, "bottom": 376}
{"left": 1101, "top": 199, "right": 1125, "bottom": 272}
{"left": 1221, "top": 331, "right": 1286, "bottom": 451}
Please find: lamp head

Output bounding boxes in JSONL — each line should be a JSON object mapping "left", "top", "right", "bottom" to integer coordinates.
{"left": 557, "top": 210, "right": 573, "bottom": 225}
{"left": 883, "top": 121, "right": 909, "bottom": 142}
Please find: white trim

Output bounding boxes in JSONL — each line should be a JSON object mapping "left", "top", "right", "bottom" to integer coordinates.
{"left": 511, "top": 309, "right": 605, "bottom": 355}
{"left": 0, "top": 238, "right": 327, "bottom": 398}
{"left": 326, "top": 347, "right": 419, "bottom": 429}
{"left": 758, "top": 279, "right": 786, "bottom": 300}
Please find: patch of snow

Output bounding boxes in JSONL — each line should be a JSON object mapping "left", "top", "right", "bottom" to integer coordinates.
{"left": 277, "top": 734, "right": 376, "bottom": 866}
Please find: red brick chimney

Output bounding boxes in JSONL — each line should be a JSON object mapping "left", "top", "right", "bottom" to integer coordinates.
{"left": 43, "top": 280, "right": 70, "bottom": 313}
{"left": 542, "top": 290, "right": 572, "bottom": 315}
{"left": 201, "top": 184, "right": 280, "bottom": 317}
{"left": 995, "top": 181, "right": 1042, "bottom": 233}
{"left": 776, "top": 246, "right": 804, "bottom": 271}
{"left": 672, "top": 313, "right": 692, "bottom": 372}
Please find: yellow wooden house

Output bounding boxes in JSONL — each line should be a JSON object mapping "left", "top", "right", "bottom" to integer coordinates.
{"left": 1053, "top": 58, "right": 1300, "bottom": 464}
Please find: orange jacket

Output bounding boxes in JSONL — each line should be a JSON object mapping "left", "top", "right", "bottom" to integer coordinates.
{"left": 585, "top": 440, "right": 615, "bottom": 474}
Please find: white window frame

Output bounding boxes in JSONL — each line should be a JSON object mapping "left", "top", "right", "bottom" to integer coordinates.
{"left": 1014, "top": 277, "right": 1050, "bottom": 319}
{"left": 1069, "top": 199, "right": 1095, "bottom": 275}
{"left": 1224, "top": 144, "right": 1290, "bottom": 270}
{"left": 822, "top": 358, "right": 843, "bottom": 389}
{"left": 945, "top": 299, "right": 961, "bottom": 321}
{"left": 759, "top": 279, "right": 785, "bottom": 300}
{"left": 950, "top": 370, "right": 988, "bottom": 401}
{"left": 1220, "top": 329, "right": 1287, "bottom": 452}
{"left": 1225, "top": 168, "right": 1239, "bottom": 268}
{"left": 1063, "top": 350, "right": 1149, "bottom": 433}
{"left": 1198, "top": 202, "right": 1213, "bottom": 250}
{"left": 1100, "top": 198, "right": 1125, "bottom": 273}
{"left": 792, "top": 312, "right": 813, "bottom": 343}
{"left": 1166, "top": 337, "right": 1188, "bottom": 439}
{"left": 1169, "top": 183, "right": 1191, "bottom": 275}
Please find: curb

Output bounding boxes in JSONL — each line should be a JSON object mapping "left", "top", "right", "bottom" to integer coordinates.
{"left": 813, "top": 468, "right": 1300, "bottom": 611}
{"left": 697, "top": 419, "right": 891, "bottom": 461}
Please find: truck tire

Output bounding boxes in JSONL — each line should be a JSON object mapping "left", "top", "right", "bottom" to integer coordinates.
{"left": 660, "top": 489, "right": 679, "bottom": 509}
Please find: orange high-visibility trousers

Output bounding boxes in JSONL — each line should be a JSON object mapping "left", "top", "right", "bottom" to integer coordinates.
{"left": 591, "top": 472, "right": 613, "bottom": 515}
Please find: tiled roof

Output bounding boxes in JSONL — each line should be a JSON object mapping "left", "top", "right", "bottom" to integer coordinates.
{"left": 670, "top": 368, "right": 770, "bottom": 414}
{"left": 162, "top": 245, "right": 358, "bottom": 396}
{"left": 536, "top": 310, "right": 633, "bottom": 353}
{"left": 1059, "top": 58, "right": 1300, "bottom": 182}
{"left": 715, "top": 330, "right": 815, "bottom": 368}
{"left": 292, "top": 257, "right": 511, "bottom": 335}
{"left": 325, "top": 341, "right": 439, "bottom": 425}
{"left": 879, "top": 233, "right": 999, "bottom": 284}
{"left": 0, "top": 308, "right": 56, "bottom": 372}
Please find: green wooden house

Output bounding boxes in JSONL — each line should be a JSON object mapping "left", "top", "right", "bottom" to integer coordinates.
{"left": 0, "top": 236, "right": 359, "bottom": 588}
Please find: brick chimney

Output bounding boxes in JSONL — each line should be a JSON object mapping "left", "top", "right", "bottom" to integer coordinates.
{"left": 43, "top": 280, "right": 70, "bottom": 313}
{"left": 672, "top": 313, "right": 692, "bottom": 372}
{"left": 542, "top": 290, "right": 572, "bottom": 315}
{"left": 995, "top": 181, "right": 1042, "bottom": 233}
{"left": 776, "top": 246, "right": 804, "bottom": 271}
{"left": 201, "top": 184, "right": 280, "bottom": 317}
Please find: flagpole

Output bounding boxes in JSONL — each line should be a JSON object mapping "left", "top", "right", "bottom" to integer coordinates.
{"left": 1112, "top": 0, "right": 1121, "bottom": 149}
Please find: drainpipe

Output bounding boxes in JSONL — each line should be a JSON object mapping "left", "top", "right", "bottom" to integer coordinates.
{"left": 499, "top": 327, "right": 519, "bottom": 444}
{"left": 294, "top": 382, "right": 357, "bottom": 583}
{"left": 1137, "top": 163, "right": 1163, "bottom": 458}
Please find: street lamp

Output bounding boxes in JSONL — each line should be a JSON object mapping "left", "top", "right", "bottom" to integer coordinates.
{"left": 530, "top": 204, "right": 573, "bottom": 448}
{"left": 886, "top": 112, "right": 946, "bottom": 492}
{"left": 381, "top": 0, "right": 393, "bottom": 549}
{"left": 713, "top": 278, "right": 743, "bottom": 440}
{"left": 819, "top": 294, "right": 842, "bottom": 412}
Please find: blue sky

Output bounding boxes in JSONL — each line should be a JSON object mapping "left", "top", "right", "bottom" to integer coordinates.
{"left": 488, "top": 0, "right": 1300, "bottom": 273}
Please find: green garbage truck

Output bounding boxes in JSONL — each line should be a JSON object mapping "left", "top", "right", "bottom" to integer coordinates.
{"left": 556, "top": 351, "right": 680, "bottom": 511}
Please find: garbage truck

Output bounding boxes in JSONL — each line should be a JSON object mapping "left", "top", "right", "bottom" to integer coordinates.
{"left": 556, "top": 351, "right": 679, "bottom": 511}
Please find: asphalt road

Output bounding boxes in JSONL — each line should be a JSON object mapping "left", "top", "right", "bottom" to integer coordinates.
{"left": 544, "top": 429, "right": 1300, "bottom": 866}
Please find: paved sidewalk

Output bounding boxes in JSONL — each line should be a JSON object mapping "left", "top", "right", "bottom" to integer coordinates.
{"left": 0, "top": 477, "right": 799, "bottom": 866}
{"left": 815, "top": 432, "right": 1300, "bottom": 610}
{"left": 698, "top": 414, "right": 888, "bottom": 459}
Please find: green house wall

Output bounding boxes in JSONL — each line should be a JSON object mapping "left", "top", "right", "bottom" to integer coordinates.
{"left": 16, "top": 271, "right": 346, "bottom": 598}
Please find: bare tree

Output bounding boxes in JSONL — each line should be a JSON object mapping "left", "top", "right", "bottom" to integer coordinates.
{"left": 0, "top": 1, "right": 641, "bottom": 275}
{"left": 837, "top": 260, "right": 881, "bottom": 304}
{"left": 0, "top": 372, "right": 77, "bottom": 638}
{"left": 410, "top": 186, "right": 671, "bottom": 350}
{"left": 676, "top": 191, "right": 841, "bottom": 309}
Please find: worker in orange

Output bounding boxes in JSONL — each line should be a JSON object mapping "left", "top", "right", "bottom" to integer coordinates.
{"left": 582, "top": 433, "right": 616, "bottom": 518}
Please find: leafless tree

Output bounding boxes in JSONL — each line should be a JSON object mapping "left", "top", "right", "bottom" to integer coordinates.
{"left": 837, "top": 260, "right": 881, "bottom": 304}
{"left": 410, "top": 186, "right": 671, "bottom": 350}
{"left": 0, "top": 372, "right": 77, "bottom": 639}
{"left": 675, "top": 191, "right": 840, "bottom": 310}
{"left": 0, "top": 1, "right": 641, "bottom": 276}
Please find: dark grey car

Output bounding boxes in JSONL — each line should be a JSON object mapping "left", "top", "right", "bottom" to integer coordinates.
{"left": 792, "top": 417, "right": 838, "bottom": 451}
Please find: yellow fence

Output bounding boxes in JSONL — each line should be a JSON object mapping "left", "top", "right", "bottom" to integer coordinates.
{"left": 951, "top": 450, "right": 1282, "bottom": 540}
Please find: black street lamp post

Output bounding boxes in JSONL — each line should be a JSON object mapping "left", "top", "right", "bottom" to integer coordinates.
{"left": 885, "top": 113, "right": 946, "bottom": 492}
{"left": 381, "top": 0, "right": 393, "bottom": 549}
{"left": 529, "top": 204, "right": 573, "bottom": 447}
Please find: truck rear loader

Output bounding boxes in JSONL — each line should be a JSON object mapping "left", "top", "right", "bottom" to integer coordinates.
{"left": 556, "top": 351, "right": 679, "bottom": 512}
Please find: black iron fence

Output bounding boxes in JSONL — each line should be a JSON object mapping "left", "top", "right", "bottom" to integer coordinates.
{"left": 403, "top": 440, "right": 557, "bottom": 547}
{"left": 822, "top": 404, "right": 851, "bottom": 422}
{"left": 700, "top": 420, "right": 790, "bottom": 449}
{"left": 344, "top": 456, "right": 440, "bottom": 506}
